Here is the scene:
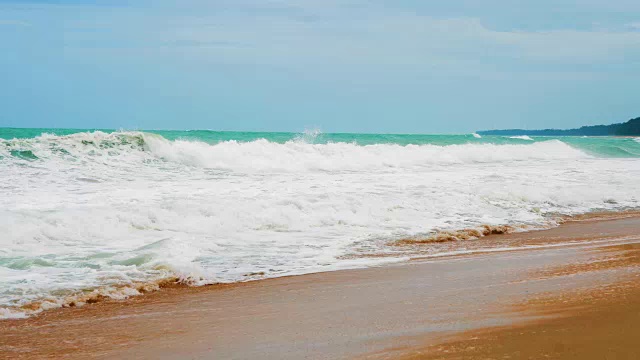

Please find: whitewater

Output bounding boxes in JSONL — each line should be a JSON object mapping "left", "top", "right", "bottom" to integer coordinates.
{"left": 1, "top": 129, "right": 640, "bottom": 318}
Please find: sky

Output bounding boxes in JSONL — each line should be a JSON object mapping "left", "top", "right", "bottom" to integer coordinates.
{"left": 1, "top": 0, "right": 639, "bottom": 133}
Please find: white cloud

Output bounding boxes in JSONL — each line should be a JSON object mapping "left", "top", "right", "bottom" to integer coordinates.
{"left": 48, "top": 1, "right": 640, "bottom": 72}
{"left": 152, "top": 10, "right": 640, "bottom": 68}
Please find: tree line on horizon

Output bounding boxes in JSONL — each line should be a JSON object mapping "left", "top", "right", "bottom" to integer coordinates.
{"left": 478, "top": 117, "right": 640, "bottom": 136}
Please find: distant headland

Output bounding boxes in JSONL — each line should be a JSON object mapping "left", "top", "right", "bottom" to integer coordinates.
{"left": 478, "top": 116, "right": 640, "bottom": 136}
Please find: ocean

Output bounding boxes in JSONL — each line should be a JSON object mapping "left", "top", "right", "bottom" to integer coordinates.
{"left": 2, "top": 128, "right": 640, "bottom": 318}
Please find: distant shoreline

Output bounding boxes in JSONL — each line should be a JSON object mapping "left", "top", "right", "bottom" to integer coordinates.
{"left": 478, "top": 116, "right": 639, "bottom": 137}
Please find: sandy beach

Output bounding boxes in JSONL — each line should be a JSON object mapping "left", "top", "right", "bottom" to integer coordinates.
{"left": 1, "top": 215, "right": 640, "bottom": 359}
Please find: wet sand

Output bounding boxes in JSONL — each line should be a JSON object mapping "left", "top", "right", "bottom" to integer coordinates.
{"left": 2, "top": 216, "right": 640, "bottom": 359}
{"left": 379, "top": 243, "right": 640, "bottom": 360}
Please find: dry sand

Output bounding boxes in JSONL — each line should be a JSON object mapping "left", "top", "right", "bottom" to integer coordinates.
{"left": 1, "top": 216, "right": 640, "bottom": 359}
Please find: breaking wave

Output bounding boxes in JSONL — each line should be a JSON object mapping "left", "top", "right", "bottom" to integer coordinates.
{"left": 0, "top": 131, "right": 592, "bottom": 172}
{"left": 393, "top": 224, "right": 518, "bottom": 246}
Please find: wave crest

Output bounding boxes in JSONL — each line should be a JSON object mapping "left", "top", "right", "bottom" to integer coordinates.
{"left": 1, "top": 131, "right": 590, "bottom": 172}
{"left": 0, "top": 131, "right": 148, "bottom": 161}
{"left": 145, "top": 136, "right": 588, "bottom": 172}
{"left": 509, "top": 135, "right": 534, "bottom": 141}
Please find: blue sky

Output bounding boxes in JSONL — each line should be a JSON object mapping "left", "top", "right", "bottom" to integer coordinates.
{"left": 1, "top": 0, "right": 639, "bottom": 133}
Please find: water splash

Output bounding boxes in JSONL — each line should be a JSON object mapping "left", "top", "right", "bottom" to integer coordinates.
{"left": 293, "top": 128, "right": 324, "bottom": 144}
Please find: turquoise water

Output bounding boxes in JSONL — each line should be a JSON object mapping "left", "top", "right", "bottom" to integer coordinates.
{"left": 2, "top": 127, "right": 640, "bottom": 158}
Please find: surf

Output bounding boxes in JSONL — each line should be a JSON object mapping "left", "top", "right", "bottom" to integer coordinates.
{"left": 1, "top": 129, "right": 640, "bottom": 318}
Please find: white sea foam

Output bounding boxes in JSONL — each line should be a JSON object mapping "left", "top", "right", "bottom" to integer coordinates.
{"left": 508, "top": 135, "right": 534, "bottom": 141}
{"left": 472, "top": 133, "right": 482, "bottom": 138}
{"left": 1, "top": 131, "right": 639, "bottom": 317}
{"left": 143, "top": 136, "right": 586, "bottom": 172}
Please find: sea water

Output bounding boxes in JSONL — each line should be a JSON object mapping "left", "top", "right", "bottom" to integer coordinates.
{"left": 1, "top": 128, "right": 640, "bottom": 318}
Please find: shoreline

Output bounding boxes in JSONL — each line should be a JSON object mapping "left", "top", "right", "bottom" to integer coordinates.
{"left": 6, "top": 209, "right": 640, "bottom": 320}
{"left": 2, "top": 214, "right": 640, "bottom": 359}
